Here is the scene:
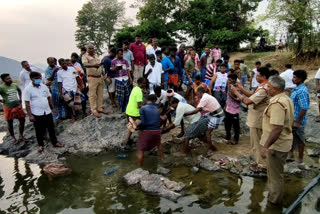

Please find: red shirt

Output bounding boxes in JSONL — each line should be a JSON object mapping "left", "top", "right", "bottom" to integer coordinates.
{"left": 129, "top": 42, "right": 148, "bottom": 66}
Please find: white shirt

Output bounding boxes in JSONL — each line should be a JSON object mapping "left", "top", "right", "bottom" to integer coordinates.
{"left": 23, "top": 83, "right": 51, "bottom": 116}
{"left": 144, "top": 62, "right": 163, "bottom": 84}
{"left": 280, "top": 69, "right": 296, "bottom": 89}
{"left": 162, "top": 92, "right": 186, "bottom": 105}
{"left": 174, "top": 102, "right": 201, "bottom": 126}
{"left": 147, "top": 46, "right": 161, "bottom": 58}
{"left": 150, "top": 89, "right": 167, "bottom": 105}
{"left": 57, "top": 67, "right": 78, "bottom": 92}
{"left": 315, "top": 68, "right": 320, "bottom": 79}
{"left": 19, "top": 67, "right": 45, "bottom": 92}
{"left": 252, "top": 68, "right": 259, "bottom": 88}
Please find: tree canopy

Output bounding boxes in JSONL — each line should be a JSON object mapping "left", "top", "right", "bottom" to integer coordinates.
{"left": 75, "top": 0, "right": 124, "bottom": 54}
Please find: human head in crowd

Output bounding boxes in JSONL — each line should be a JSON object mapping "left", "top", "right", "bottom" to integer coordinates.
{"left": 190, "top": 51, "right": 196, "bottom": 60}
{"left": 234, "top": 59, "right": 241, "bottom": 69}
{"left": 265, "top": 63, "right": 272, "bottom": 69}
{"left": 147, "top": 94, "right": 157, "bottom": 104}
{"left": 228, "top": 72, "right": 238, "bottom": 85}
{"left": 80, "top": 47, "right": 86, "bottom": 55}
{"left": 137, "top": 77, "right": 147, "bottom": 88}
{"left": 47, "top": 57, "right": 56, "bottom": 68}
{"left": 224, "top": 55, "right": 230, "bottom": 64}
{"left": 196, "top": 87, "right": 206, "bottom": 99}
{"left": 135, "top": 35, "right": 142, "bottom": 44}
{"left": 205, "top": 47, "right": 210, "bottom": 56}
{"left": 269, "top": 69, "right": 279, "bottom": 77}
{"left": 116, "top": 48, "right": 124, "bottom": 59}
{"left": 162, "top": 46, "right": 169, "bottom": 56}
{"left": 216, "top": 59, "right": 223, "bottom": 66}
{"left": 169, "top": 46, "right": 178, "bottom": 57}
{"left": 155, "top": 50, "right": 162, "bottom": 62}
{"left": 109, "top": 47, "right": 117, "bottom": 58}
{"left": 256, "top": 67, "right": 270, "bottom": 84}
{"left": 285, "top": 64, "right": 292, "bottom": 69}
{"left": 293, "top": 70, "right": 307, "bottom": 85}
{"left": 152, "top": 38, "right": 158, "bottom": 47}
{"left": 29, "top": 72, "right": 42, "bottom": 86}
{"left": 193, "top": 75, "right": 202, "bottom": 86}
{"left": 71, "top": 53, "right": 79, "bottom": 64}
{"left": 169, "top": 97, "right": 180, "bottom": 109}
{"left": 21, "top": 60, "right": 31, "bottom": 71}
{"left": 122, "top": 41, "right": 129, "bottom": 51}
{"left": 65, "top": 59, "right": 73, "bottom": 67}
{"left": 179, "top": 44, "right": 186, "bottom": 52}
{"left": 87, "top": 44, "right": 95, "bottom": 55}
{"left": 255, "top": 61, "right": 261, "bottom": 69}
{"left": 267, "top": 75, "right": 285, "bottom": 97}
{"left": 215, "top": 42, "right": 219, "bottom": 49}
{"left": 147, "top": 38, "right": 152, "bottom": 45}
{"left": 188, "top": 46, "right": 195, "bottom": 55}
{"left": 149, "top": 54, "right": 156, "bottom": 66}
{"left": 154, "top": 86, "right": 162, "bottom": 98}
{"left": 1, "top": 73, "right": 12, "bottom": 85}
{"left": 239, "top": 59, "right": 245, "bottom": 64}
{"left": 58, "top": 58, "right": 68, "bottom": 70}
{"left": 108, "top": 45, "right": 115, "bottom": 50}
{"left": 166, "top": 89, "right": 176, "bottom": 100}
{"left": 220, "top": 64, "right": 227, "bottom": 73}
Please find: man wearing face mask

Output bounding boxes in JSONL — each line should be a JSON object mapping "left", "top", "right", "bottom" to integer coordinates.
{"left": 24, "top": 72, "right": 63, "bottom": 152}
{"left": 0, "top": 74, "right": 26, "bottom": 144}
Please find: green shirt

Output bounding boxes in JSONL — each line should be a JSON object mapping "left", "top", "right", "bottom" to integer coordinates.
{"left": 184, "top": 59, "right": 196, "bottom": 76}
{"left": 0, "top": 83, "right": 21, "bottom": 108}
{"left": 126, "top": 86, "right": 143, "bottom": 117}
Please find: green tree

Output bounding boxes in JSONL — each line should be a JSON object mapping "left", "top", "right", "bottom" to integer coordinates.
{"left": 75, "top": 0, "right": 125, "bottom": 54}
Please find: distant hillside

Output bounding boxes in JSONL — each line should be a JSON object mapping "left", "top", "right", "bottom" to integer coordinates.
{"left": 0, "top": 56, "right": 45, "bottom": 81}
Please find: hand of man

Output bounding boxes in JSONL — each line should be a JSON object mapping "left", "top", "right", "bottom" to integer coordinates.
{"left": 95, "top": 64, "right": 101, "bottom": 69}
{"left": 148, "top": 68, "right": 152, "bottom": 74}
{"left": 53, "top": 67, "right": 59, "bottom": 73}
{"left": 235, "top": 83, "right": 243, "bottom": 90}
{"left": 104, "top": 74, "right": 108, "bottom": 80}
{"left": 230, "top": 85, "right": 237, "bottom": 93}
{"left": 129, "top": 78, "right": 133, "bottom": 85}
{"left": 29, "top": 115, "right": 35, "bottom": 122}
{"left": 261, "top": 147, "right": 268, "bottom": 159}
{"left": 52, "top": 108, "right": 57, "bottom": 116}
{"left": 293, "top": 121, "right": 301, "bottom": 128}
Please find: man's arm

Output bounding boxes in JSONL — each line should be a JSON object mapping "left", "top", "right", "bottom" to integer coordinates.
{"left": 58, "top": 82, "right": 63, "bottom": 99}
{"left": 262, "top": 125, "right": 283, "bottom": 150}
{"left": 47, "top": 67, "right": 59, "bottom": 81}
{"left": 230, "top": 85, "right": 254, "bottom": 105}
{"left": 82, "top": 56, "right": 100, "bottom": 68}
{"left": 25, "top": 101, "right": 35, "bottom": 122}
{"left": 17, "top": 87, "right": 22, "bottom": 105}
{"left": 208, "top": 73, "right": 218, "bottom": 91}
{"left": 184, "top": 107, "right": 202, "bottom": 116}
{"left": 316, "top": 79, "right": 320, "bottom": 92}
{"left": 250, "top": 71, "right": 255, "bottom": 90}
{"left": 48, "top": 96, "right": 57, "bottom": 115}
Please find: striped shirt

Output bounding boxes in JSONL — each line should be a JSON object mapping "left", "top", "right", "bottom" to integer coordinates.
{"left": 290, "top": 83, "right": 309, "bottom": 126}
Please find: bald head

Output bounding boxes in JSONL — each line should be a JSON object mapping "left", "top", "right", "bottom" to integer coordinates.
{"left": 87, "top": 44, "right": 95, "bottom": 55}
{"left": 47, "top": 57, "right": 56, "bottom": 68}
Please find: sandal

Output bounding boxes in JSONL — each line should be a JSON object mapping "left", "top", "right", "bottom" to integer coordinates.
{"left": 54, "top": 143, "right": 64, "bottom": 148}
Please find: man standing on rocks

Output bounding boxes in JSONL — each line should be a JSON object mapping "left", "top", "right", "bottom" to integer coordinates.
{"left": 288, "top": 70, "right": 309, "bottom": 163}
{"left": 0, "top": 74, "right": 26, "bottom": 144}
{"left": 82, "top": 44, "right": 108, "bottom": 118}
{"left": 231, "top": 67, "right": 270, "bottom": 173}
{"left": 129, "top": 35, "right": 148, "bottom": 84}
{"left": 260, "top": 75, "right": 294, "bottom": 206}
{"left": 24, "top": 72, "right": 63, "bottom": 152}
{"left": 137, "top": 94, "right": 163, "bottom": 166}
{"left": 19, "top": 61, "right": 45, "bottom": 93}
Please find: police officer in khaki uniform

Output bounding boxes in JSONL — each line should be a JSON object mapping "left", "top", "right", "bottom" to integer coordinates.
{"left": 231, "top": 67, "right": 270, "bottom": 172}
{"left": 82, "top": 44, "right": 108, "bottom": 118}
{"left": 260, "top": 75, "right": 294, "bottom": 205}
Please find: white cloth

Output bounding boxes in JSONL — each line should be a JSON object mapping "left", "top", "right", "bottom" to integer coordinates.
{"left": 174, "top": 102, "right": 201, "bottom": 126}
{"left": 23, "top": 83, "right": 51, "bottom": 116}
{"left": 213, "top": 72, "right": 228, "bottom": 91}
{"left": 144, "top": 62, "right": 163, "bottom": 84}
{"left": 252, "top": 68, "right": 259, "bottom": 88}
{"left": 19, "top": 67, "right": 45, "bottom": 92}
{"left": 315, "top": 68, "right": 320, "bottom": 79}
{"left": 163, "top": 92, "right": 186, "bottom": 105}
{"left": 57, "top": 67, "right": 78, "bottom": 92}
{"left": 147, "top": 46, "right": 161, "bottom": 58}
{"left": 150, "top": 89, "right": 167, "bottom": 104}
{"left": 280, "top": 69, "right": 296, "bottom": 89}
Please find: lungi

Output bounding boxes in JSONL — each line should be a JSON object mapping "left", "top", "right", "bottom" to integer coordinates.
{"left": 184, "top": 117, "right": 208, "bottom": 139}
{"left": 138, "top": 130, "right": 161, "bottom": 151}
{"left": 3, "top": 106, "right": 26, "bottom": 121}
{"left": 62, "top": 88, "right": 84, "bottom": 110}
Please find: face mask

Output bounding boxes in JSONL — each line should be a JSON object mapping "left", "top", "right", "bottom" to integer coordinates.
{"left": 34, "top": 79, "right": 41, "bottom": 85}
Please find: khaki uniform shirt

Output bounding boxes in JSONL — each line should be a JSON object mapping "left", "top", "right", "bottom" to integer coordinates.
{"left": 260, "top": 92, "right": 294, "bottom": 152}
{"left": 82, "top": 53, "right": 102, "bottom": 76}
{"left": 246, "top": 83, "right": 269, "bottom": 129}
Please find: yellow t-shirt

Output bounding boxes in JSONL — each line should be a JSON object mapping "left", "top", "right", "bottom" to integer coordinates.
{"left": 126, "top": 86, "right": 143, "bottom": 117}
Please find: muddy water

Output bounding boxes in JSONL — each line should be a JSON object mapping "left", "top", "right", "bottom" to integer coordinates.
{"left": 0, "top": 131, "right": 317, "bottom": 214}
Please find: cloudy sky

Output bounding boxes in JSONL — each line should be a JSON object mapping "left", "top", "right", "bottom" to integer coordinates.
{"left": 0, "top": 0, "right": 269, "bottom": 66}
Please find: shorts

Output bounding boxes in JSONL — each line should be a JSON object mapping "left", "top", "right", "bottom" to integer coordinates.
{"left": 107, "top": 78, "right": 116, "bottom": 93}
{"left": 4, "top": 106, "right": 26, "bottom": 121}
{"left": 293, "top": 126, "right": 305, "bottom": 147}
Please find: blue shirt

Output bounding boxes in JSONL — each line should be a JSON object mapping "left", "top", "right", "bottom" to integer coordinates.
{"left": 103, "top": 56, "right": 115, "bottom": 78}
{"left": 140, "top": 103, "right": 160, "bottom": 130}
{"left": 167, "top": 56, "right": 182, "bottom": 76}
{"left": 290, "top": 83, "right": 309, "bottom": 126}
{"left": 161, "top": 57, "right": 174, "bottom": 81}
{"left": 45, "top": 66, "right": 59, "bottom": 93}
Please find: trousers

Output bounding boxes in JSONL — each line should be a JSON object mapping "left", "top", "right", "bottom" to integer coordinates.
{"left": 267, "top": 149, "right": 288, "bottom": 204}
{"left": 87, "top": 76, "right": 104, "bottom": 113}
{"left": 224, "top": 111, "right": 240, "bottom": 141}
{"left": 250, "top": 127, "right": 267, "bottom": 168}
{"left": 33, "top": 113, "right": 57, "bottom": 147}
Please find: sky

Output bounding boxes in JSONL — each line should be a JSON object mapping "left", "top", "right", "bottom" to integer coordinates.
{"left": 0, "top": 0, "right": 269, "bottom": 66}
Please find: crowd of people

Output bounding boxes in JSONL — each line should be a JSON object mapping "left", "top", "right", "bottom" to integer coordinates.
{"left": 0, "top": 35, "right": 318, "bottom": 207}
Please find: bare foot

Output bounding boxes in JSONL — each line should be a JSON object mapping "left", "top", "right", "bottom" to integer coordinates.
{"left": 98, "top": 109, "right": 109, "bottom": 114}
{"left": 54, "top": 143, "right": 64, "bottom": 147}
{"left": 93, "top": 112, "right": 102, "bottom": 118}
{"left": 38, "top": 146, "right": 44, "bottom": 152}
{"left": 12, "top": 138, "right": 18, "bottom": 145}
